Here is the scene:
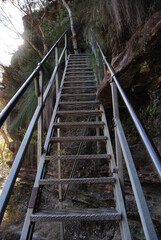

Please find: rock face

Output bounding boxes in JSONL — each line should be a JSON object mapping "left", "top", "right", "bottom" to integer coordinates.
{"left": 97, "top": 11, "right": 161, "bottom": 107}
{"left": 97, "top": 9, "right": 161, "bottom": 239}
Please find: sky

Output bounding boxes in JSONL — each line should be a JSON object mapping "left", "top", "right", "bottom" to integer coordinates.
{"left": 0, "top": 1, "right": 24, "bottom": 67}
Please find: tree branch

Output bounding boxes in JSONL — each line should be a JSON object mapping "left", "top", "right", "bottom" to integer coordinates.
{"left": 62, "top": 0, "right": 78, "bottom": 54}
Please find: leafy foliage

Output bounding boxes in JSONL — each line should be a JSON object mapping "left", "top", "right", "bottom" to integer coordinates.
{"left": 1, "top": 0, "right": 161, "bottom": 140}
{"left": 1, "top": 1, "right": 69, "bottom": 137}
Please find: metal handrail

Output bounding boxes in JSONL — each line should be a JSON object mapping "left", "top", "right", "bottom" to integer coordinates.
{"left": 0, "top": 31, "right": 68, "bottom": 223}
{"left": 0, "top": 31, "right": 67, "bottom": 128}
{"left": 95, "top": 41, "right": 160, "bottom": 239}
{"left": 96, "top": 42, "right": 161, "bottom": 179}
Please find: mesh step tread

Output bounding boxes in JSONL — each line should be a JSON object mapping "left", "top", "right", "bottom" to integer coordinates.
{"left": 65, "top": 73, "right": 94, "bottom": 75}
{"left": 39, "top": 177, "right": 115, "bottom": 185}
{"left": 61, "top": 93, "right": 96, "bottom": 97}
{"left": 56, "top": 110, "right": 103, "bottom": 116}
{"left": 66, "top": 68, "right": 93, "bottom": 70}
{"left": 31, "top": 209, "right": 121, "bottom": 222}
{"left": 67, "top": 64, "right": 89, "bottom": 66}
{"left": 53, "top": 121, "right": 104, "bottom": 128}
{"left": 69, "top": 56, "right": 88, "bottom": 58}
{"left": 68, "top": 58, "right": 88, "bottom": 59}
{"left": 45, "top": 154, "right": 111, "bottom": 161}
{"left": 66, "top": 68, "right": 92, "bottom": 70}
{"left": 68, "top": 59, "right": 88, "bottom": 61}
{"left": 62, "top": 86, "right": 96, "bottom": 90}
{"left": 65, "top": 76, "right": 94, "bottom": 79}
{"left": 64, "top": 81, "right": 95, "bottom": 84}
{"left": 68, "top": 61, "right": 88, "bottom": 63}
{"left": 66, "top": 71, "right": 93, "bottom": 74}
{"left": 50, "top": 136, "right": 108, "bottom": 142}
{"left": 59, "top": 100, "right": 99, "bottom": 105}
{"left": 70, "top": 54, "right": 90, "bottom": 56}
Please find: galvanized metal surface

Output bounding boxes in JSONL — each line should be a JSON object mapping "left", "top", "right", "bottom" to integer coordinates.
{"left": 30, "top": 208, "right": 121, "bottom": 222}
{"left": 53, "top": 121, "right": 104, "bottom": 128}
{"left": 56, "top": 109, "right": 103, "bottom": 116}
{"left": 0, "top": 105, "right": 41, "bottom": 222}
{"left": 2, "top": 47, "right": 156, "bottom": 240}
{"left": 37, "top": 70, "right": 43, "bottom": 167}
{"left": 97, "top": 42, "right": 161, "bottom": 179}
{"left": 50, "top": 136, "right": 108, "bottom": 142}
{"left": 59, "top": 100, "right": 99, "bottom": 105}
{"left": 97, "top": 41, "right": 159, "bottom": 239}
{"left": 101, "top": 104, "right": 131, "bottom": 240}
{"left": 21, "top": 53, "right": 68, "bottom": 240}
{"left": 45, "top": 154, "right": 111, "bottom": 161}
{"left": 111, "top": 81, "right": 124, "bottom": 189}
{"left": 116, "top": 118, "right": 158, "bottom": 240}
{"left": 0, "top": 32, "right": 68, "bottom": 224}
{"left": 39, "top": 177, "right": 115, "bottom": 185}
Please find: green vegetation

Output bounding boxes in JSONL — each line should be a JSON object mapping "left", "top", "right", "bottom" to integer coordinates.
{"left": 0, "top": 0, "right": 160, "bottom": 167}
{"left": 140, "top": 61, "right": 150, "bottom": 74}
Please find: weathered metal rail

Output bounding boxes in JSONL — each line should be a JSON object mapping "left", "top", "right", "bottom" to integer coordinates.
{"left": 0, "top": 31, "right": 68, "bottom": 223}
{"left": 94, "top": 41, "right": 160, "bottom": 239}
{"left": 0, "top": 31, "right": 160, "bottom": 240}
{"left": 20, "top": 53, "right": 131, "bottom": 240}
{"left": 96, "top": 42, "right": 161, "bottom": 180}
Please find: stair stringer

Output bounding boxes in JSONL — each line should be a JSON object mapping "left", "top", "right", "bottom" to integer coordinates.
{"left": 100, "top": 104, "right": 131, "bottom": 240}
{"left": 20, "top": 58, "right": 68, "bottom": 240}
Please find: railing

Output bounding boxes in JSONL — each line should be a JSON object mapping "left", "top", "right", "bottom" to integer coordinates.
{"left": 94, "top": 42, "right": 161, "bottom": 239}
{"left": 0, "top": 31, "right": 68, "bottom": 223}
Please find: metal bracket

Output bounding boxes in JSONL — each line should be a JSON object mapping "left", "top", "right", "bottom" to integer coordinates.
{"left": 113, "top": 168, "right": 118, "bottom": 173}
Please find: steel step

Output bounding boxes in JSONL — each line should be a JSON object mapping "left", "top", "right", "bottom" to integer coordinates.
{"left": 66, "top": 68, "right": 92, "bottom": 71}
{"left": 65, "top": 72, "right": 94, "bottom": 75}
{"left": 50, "top": 136, "right": 108, "bottom": 143}
{"left": 68, "top": 59, "right": 88, "bottom": 62}
{"left": 39, "top": 177, "right": 115, "bottom": 185}
{"left": 64, "top": 80, "right": 95, "bottom": 84}
{"left": 70, "top": 54, "right": 90, "bottom": 56}
{"left": 61, "top": 93, "right": 96, "bottom": 97}
{"left": 45, "top": 154, "right": 111, "bottom": 161}
{"left": 68, "top": 59, "right": 88, "bottom": 61}
{"left": 69, "top": 56, "right": 89, "bottom": 58}
{"left": 66, "top": 71, "right": 93, "bottom": 74}
{"left": 69, "top": 55, "right": 88, "bottom": 60}
{"left": 30, "top": 209, "right": 121, "bottom": 222}
{"left": 68, "top": 61, "right": 88, "bottom": 64}
{"left": 67, "top": 64, "right": 89, "bottom": 67}
{"left": 69, "top": 55, "right": 89, "bottom": 57}
{"left": 65, "top": 76, "right": 94, "bottom": 79}
{"left": 59, "top": 100, "right": 99, "bottom": 105}
{"left": 62, "top": 86, "right": 96, "bottom": 90}
{"left": 53, "top": 121, "right": 104, "bottom": 128}
{"left": 56, "top": 110, "right": 103, "bottom": 116}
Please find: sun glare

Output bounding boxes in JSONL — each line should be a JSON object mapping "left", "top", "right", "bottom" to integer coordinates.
{"left": 0, "top": 1, "right": 24, "bottom": 66}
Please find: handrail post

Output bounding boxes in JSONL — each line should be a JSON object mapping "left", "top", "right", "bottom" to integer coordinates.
{"left": 37, "top": 70, "right": 43, "bottom": 167}
{"left": 55, "top": 42, "right": 63, "bottom": 239}
{"left": 110, "top": 78, "right": 124, "bottom": 189}
{"left": 65, "top": 33, "right": 68, "bottom": 64}
{"left": 55, "top": 45, "right": 59, "bottom": 97}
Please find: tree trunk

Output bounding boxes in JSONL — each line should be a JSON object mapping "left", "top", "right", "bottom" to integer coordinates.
{"left": 62, "top": 0, "right": 78, "bottom": 54}
{"left": 39, "top": 10, "right": 48, "bottom": 55}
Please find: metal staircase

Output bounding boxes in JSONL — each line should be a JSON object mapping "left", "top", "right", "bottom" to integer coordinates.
{"left": 0, "top": 32, "right": 160, "bottom": 239}
{"left": 20, "top": 53, "right": 130, "bottom": 239}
